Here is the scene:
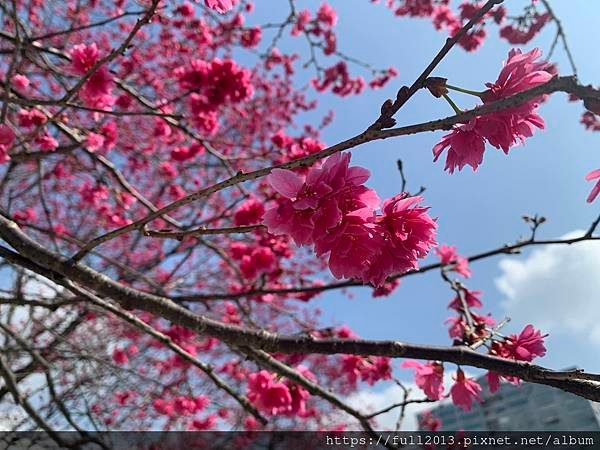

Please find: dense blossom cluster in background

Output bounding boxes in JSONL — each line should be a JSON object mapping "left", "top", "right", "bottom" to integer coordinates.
{"left": 371, "top": 0, "right": 549, "bottom": 51}
{"left": 0, "top": 0, "right": 597, "bottom": 435}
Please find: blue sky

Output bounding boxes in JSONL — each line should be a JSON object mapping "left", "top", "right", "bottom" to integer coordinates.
{"left": 248, "top": 0, "right": 600, "bottom": 376}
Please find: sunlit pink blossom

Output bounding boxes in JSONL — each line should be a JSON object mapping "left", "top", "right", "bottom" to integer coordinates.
{"left": 435, "top": 244, "right": 471, "bottom": 277}
{"left": 501, "top": 324, "right": 547, "bottom": 362}
{"left": 483, "top": 48, "right": 554, "bottom": 101}
{"left": 402, "top": 360, "right": 445, "bottom": 400}
{"left": 450, "top": 369, "right": 482, "bottom": 411}
{"left": 448, "top": 289, "right": 483, "bottom": 311}
{"left": 433, "top": 119, "right": 486, "bottom": 173}
{"left": 205, "top": 0, "right": 236, "bottom": 14}
{"left": 247, "top": 370, "right": 292, "bottom": 415}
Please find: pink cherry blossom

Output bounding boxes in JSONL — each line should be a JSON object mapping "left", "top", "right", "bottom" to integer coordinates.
{"left": 450, "top": 369, "right": 483, "bottom": 411}
{"left": 435, "top": 244, "right": 471, "bottom": 278}
{"left": 12, "top": 74, "right": 30, "bottom": 90}
{"left": 0, "top": 124, "right": 15, "bottom": 148}
{"left": 372, "top": 279, "right": 400, "bottom": 297}
{"left": 152, "top": 399, "right": 174, "bottom": 416}
{"left": 435, "top": 244, "right": 460, "bottom": 265}
{"left": 448, "top": 289, "right": 483, "bottom": 311}
{"left": 433, "top": 119, "right": 486, "bottom": 173}
{"left": 191, "top": 415, "right": 217, "bottom": 430}
{"left": 484, "top": 48, "right": 554, "bottom": 101}
{"left": 501, "top": 324, "right": 547, "bottom": 362}
{"left": 418, "top": 410, "right": 442, "bottom": 431}
{"left": 317, "top": 2, "right": 337, "bottom": 28}
{"left": 500, "top": 13, "right": 551, "bottom": 44}
{"left": 585, "top": 169, "right": 600, "bottom": 203}
{"left": 446, "top": 311, "right": 494, "bottom": 340}
{"left": 85, "top": 132, "right": 105, "bottom": 152}
{"left": 365, "top": 194, "right": 438, "bottom": 286}
{"left": 247, "top": 370, "right": 293, "bottom": 416}
{"left": 433, "top": 49, "right": 554, "bottom": 172}
{"left": 486, "top": 371, "right": 501, "bottom": 393}
{"left": 80, "top": 66, "right": 114, "bottom": 106}
{"left": 239, "top": 247, "right": 276, "bottom": 279}
{"left": 70, "top": 43, "right": 99, "bottom": 75}
{"left": 0, "top": 124, "right": 15, "bottom": 163}
{"left": 476, "top": 110, "right": 545, "bottom": 154}
{"left": 312, "top": 61, "right": 366, "bottom": 97}
{"left": 204, "top": 0, "right": 236, "bottom": 14}
{"left": 234, "top": 197, "right": 265, "bottom": 225}
{"left": 486, "top": 371, "right": 520, "bottom": 393}
{"left": 478, "top": 48, "right": 553, "bottom": 152}
{"left": 341, "top": 355, "right": 392, "bottom": 387}
{"left": 0, "top": 123, "right": 15, "bottom": 164}
{"left": 36, "top": 134, "right": 58, "bottom": 152}
{"left": 17, "top": 109, "right": 46, "bottom": 127}
{"left": 319, "top": 210, "right": 385, "bottom": 282}
{"left": 13, "top": 208, "right": 37, "bottom": 224}
{"left": 264, "top": 154, "right": 436, "bottom": 286}
{"left": 263, "top": 152, "right": 378, "bottom": 247}
{"left": 402, "top": 360, "right": 445, "bottom": 400}
{"left": 285, "top": 366, "right": 314, "bottom": 417}
{"left": 112, "top": 348, "right": 129, "bottom": 365}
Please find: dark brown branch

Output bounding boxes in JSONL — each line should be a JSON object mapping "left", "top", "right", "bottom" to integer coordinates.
{"left": 364, "top": 398, "right": 434, "bottom": 421}
{"left": 0, "top": 354, "right": 65, "bottom": 443}
{"left": 70, "top": 75, "right": 599, "bottom": 261}
{"left": 368, "top": 0, "right": 505, "bottom": 130}
{"left": 0, "top": 215, "right": 599, "bottom": 403}
{"left": 65, "top": 286, "right": 268, "bottom": 425}
{"left": 174, "top": 217, "right": 600, "bottom": 302}
{"left": 29, "top": 10, "right": 147, "bottom": 42}
{"left": 57, "top": 1, "right": 159, "bottom": 106}
{"left": 144, "top": 224, "right": 264, "bottom": 240}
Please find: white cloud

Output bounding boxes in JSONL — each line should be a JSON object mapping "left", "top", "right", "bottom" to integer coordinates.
{"left": 495, "top": 231, "right": 600, "bottom": 345}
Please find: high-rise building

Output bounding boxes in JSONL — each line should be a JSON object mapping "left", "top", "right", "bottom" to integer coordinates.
{"left": 419, "top": 375, "right": 600, "bottom": 431}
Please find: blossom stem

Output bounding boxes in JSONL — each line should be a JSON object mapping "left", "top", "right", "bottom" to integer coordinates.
{"left": 446, "top": 84, "right": 485, "bottom": 98}
{"left": 442, "top": 94, "right": 463, "bottom": 115}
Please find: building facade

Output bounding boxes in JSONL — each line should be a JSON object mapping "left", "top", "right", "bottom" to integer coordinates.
{"left": 419, "top": 376, "right": 600, "bottom": 431}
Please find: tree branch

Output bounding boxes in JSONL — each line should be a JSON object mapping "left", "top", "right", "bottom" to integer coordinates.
{"left": 69, "top": 75, "right": 600, "bottom": 261}
{"left": 368, "top": 0, "right": 505, "bottom": 130}
{"left": 0, "top": 214, "right": 598, "bottom": 403}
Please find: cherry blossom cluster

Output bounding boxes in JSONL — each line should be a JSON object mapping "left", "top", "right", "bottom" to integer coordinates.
{"left": 403, "top": 323, "right": 546, "bottom": 411}
{"left": 431, "top": 1, "right": 506, "bottom": 52}
{"left": 401, "top": 244, "right": 547, "bottom": 411}
{"left": 175, "top": 58, "right": 254, "bottom": 134}
{"left": 432, "top": 48, "right": 554, "bottom": 173}
{"left": 205, "top": 0, "right": 237, "bottom": 14}
{"left": 247, "top": 369, "right": 313, "bottom": 417}
{"left": 263, "top": 152, "right": 438, "bottom": 286}
{"left": 374, "top": 0, "right": 550, "bottom": 51}
{"left": 0, "top": 0, "right": 595, "bottom": 435}
{"left": 287, "top": 2, "right": 398, "bottom": 96}
{"left": 69, "top": 43, "right": 115, "bottom": 109}
{"left": 292, "top": 3, "right": 338, "bottom": 55}
{"left": 500, "top": 11, "right": 551, "bottom": 44}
